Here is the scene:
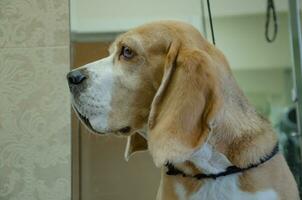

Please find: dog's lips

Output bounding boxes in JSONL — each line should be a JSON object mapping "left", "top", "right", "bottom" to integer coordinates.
{"left": 79, "top": 112, "right": 92, "bottom": 129}
{"left": 72, "top": 106, "right": 131, "bottom": 136}
{"left": 72, "top": 106, "right": 98, "bottom": 133}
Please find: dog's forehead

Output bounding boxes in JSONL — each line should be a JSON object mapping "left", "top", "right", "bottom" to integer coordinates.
{"left": 109, "top": 32, "right": 145, "bottom": 53}
{"left": 112, "top": 22, "right": 180, "bottom": 47}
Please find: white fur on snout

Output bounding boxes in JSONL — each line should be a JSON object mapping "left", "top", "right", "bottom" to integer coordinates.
{"left": 76, "top": 55, "right": 114, "bottom": 132}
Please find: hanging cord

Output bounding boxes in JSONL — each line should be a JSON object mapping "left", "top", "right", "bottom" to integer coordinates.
{"left": 206, "top": 0, "right": 215, "bottom": 45}
{"left": 265, "top": 0, "right": 278, "bottom": 42}
{"left": 200, "top": 0, "right": 207, "bottom": 39}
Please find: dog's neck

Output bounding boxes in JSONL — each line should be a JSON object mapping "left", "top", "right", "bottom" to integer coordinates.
{"left": 156, "top": 114, "right": 278, "bottom": 200}
{"left": 161, "top": 102, "right": 278, "bottom": 176}
{"left": 213, "top": 100, "right": 278, "bottom": 168}
{"left": 189, "top": 143, "right": 232, "bottom": 174}
{"left": 156, "top": 144, "right": 237, "bottom": 200}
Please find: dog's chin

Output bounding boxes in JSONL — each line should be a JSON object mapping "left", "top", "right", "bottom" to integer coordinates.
{"left": 103, "top": 127, "right": 133, "bottom": 137}
{"left": 73, "top": 107, "right": 132, "bottom": 136}
{"left": 113, "top": 130, "right": 132, "bottom": 137}
{"left": 74, "top": 109, "right": 100, "bottom": 134}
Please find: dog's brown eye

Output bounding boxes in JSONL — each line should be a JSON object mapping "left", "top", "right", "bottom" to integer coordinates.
{"left": 121, "top": 46, "right": 134, "bottom": 59}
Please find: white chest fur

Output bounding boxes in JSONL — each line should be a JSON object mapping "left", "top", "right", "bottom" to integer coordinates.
{"left": 173, "top": 144, "right": 278, "bottom": 200}
{"left": 188, "top": 175, "right": 277, "bottom": 200}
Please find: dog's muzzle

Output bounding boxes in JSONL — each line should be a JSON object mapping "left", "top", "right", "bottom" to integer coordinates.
{"left": 67, "top": 69, "right": 95, "bottom": 131}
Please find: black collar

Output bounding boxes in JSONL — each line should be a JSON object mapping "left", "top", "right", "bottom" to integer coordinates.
{"left": 165, "top": 144, "right": 279, "bottom": 180}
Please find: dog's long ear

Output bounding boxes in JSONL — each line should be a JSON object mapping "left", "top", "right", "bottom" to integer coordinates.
{"left": 148, "top": 43, "right": 222, "bottom": 166}
{"left": 124, "top": 132, "right": 148, "bottom": 161}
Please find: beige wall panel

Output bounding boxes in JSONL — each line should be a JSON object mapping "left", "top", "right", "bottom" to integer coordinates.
{"left": 0, "top": 0, "right": 69, "bottom": 48}
{"left": 0, "top": 0, "right": 71, "bottom": 199}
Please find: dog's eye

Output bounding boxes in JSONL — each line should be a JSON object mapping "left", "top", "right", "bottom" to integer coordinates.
{"left": 121, "top": 46, "right": 134, "bottom": 59}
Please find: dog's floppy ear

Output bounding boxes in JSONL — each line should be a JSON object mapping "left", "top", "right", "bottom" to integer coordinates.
{"left": 124, "top": 132, "right": 148, "bottom": 161}
{"left": 148, "top": 42, "right": 221, "bottom": 166}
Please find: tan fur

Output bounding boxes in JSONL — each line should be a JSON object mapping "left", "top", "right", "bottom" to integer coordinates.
{"left": 239, "top": 154, "right": 299, "bottom": 200}
{"left": 120, "top": 21, "right": 299, "bottom": 199}
{"left": 148, "top": 48, "right": 222, "bottom": 166}
{"left": 72, "top": 21, "right": 299, "bottom": 199}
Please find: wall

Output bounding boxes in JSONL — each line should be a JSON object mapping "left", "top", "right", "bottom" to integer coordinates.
{"left": 209, "top": 13, "right": 291, "bottom": 69}
{"left": 70, "top": 0, "right": 203, "bottom": 33}
{"left": 70, "top": 0, "right": 292, "bottom": 34}
{"left": 0, "top": 0, "right": 71, "bottom": 199}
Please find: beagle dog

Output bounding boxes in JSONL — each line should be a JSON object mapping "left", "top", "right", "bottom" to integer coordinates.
{"left": 67, "top": 21, "right": 299, "bottom": 200}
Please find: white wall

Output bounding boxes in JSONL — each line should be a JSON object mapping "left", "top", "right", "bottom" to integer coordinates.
{"left": 70, "top": 0, "right": 293, "bottom": 33}
{"left": 211, "top": 13, "right": 292, "bottom": 70}
{"left": 71, "top": 0, "right": 203, "bottom": 33}
{"left": 210, "top": 0, "right": 289, "bottom": 17}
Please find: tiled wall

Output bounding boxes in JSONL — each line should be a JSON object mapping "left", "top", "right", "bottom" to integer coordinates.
{"left": 0, "top": 0, "right": 71, "bottom": 199}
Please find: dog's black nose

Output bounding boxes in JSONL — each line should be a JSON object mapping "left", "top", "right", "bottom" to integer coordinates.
{"left": 67, "top": 70, "right": 86, "bottom": 85}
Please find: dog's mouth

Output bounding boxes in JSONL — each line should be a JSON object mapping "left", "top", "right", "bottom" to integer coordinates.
{"left": 72, "top": 106, "right": 96, "bottom": 133}
{"left": 72, "top": 105, "right": 132, "bottom": 135}
{"left": 79, "top": 112, "right": 93, "bottom": 129}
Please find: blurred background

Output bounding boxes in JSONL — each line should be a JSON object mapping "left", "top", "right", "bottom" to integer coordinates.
{"left": 0, "top": 0, "right": 302, "bottom": 200}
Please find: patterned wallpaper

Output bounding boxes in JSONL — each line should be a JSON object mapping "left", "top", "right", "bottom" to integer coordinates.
{"left": 0, "top": 0, "right": 71, "bottom": 199}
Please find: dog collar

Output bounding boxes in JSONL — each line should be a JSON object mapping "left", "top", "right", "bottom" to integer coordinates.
{"left": 165, "top": 144, "right": 279, "bottom": 180}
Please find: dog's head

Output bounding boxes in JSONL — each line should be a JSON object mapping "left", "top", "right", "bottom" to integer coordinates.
{"left": 68, "top": 21, "right": 230, "bottom": 166}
